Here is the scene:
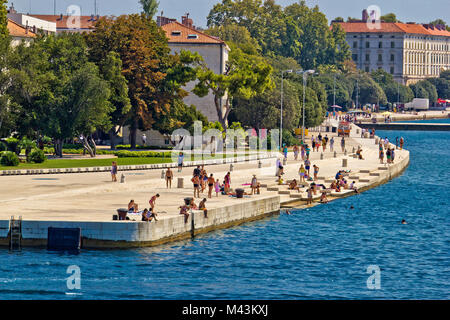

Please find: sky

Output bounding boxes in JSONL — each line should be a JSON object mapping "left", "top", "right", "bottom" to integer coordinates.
{"left": 6, "top": 0, "right": 449, "bottom": 28}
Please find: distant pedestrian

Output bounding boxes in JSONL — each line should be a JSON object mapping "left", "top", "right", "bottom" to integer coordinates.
{"left": 177, "top": 152, "right": 184, "bottom": 172}
{"left": 283, "top": 145, "right": 288, "bottom": 160}
{"left": 341, "top": 137, "right": 346, "bottom": 152}
{"left": 165, "top": 167, "right": 173, "bottom": 188}
{"left": 330, "top": 137, "right": 334, "bottom": 152}
{"left": 304, "top": 159, "right": 311, "bottom": 177}
{"left": 313, "top": 164, "right": 319, "bottom": 180}
{"left": 399, "top": 137, "right": 404, "bottom": 149}
{"left": 149, "top": 194, "right": 160, "bottom": 212}
{"left": 293, "top": 145, "right": 299, "bottom": 160}
{"left": 111, "top": 161, "right": 118, "bottom": 182}
{"left": 142, "top": 133, "right": 147, "bottom": 146}
{"left": 207, "top": 174, "right": 215, "bottom": 198}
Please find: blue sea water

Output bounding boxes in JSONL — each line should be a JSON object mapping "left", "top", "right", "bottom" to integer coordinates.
{"left": 0, "top": 120, "right": 449, "bottom": 300}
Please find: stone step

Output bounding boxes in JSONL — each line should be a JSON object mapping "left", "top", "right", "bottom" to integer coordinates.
{"left": 349, "top": 176, "right": 360, "bottom": 180}
{"left": 369, "top": 172, "right": 380, "bottom": 176}
{"left": 267, "top": 187, "right": 279, "bottom": 191}
{"left": 278, "top": 190, "right": 291, "bottom": 195}
{"left": 378, "top": 167, "right": 388, "bottom": 170}
{"left": 359, "top": 178, "right": 372, "bottom": 183}
{"left": 325, "top": 179, "right": 335, "bottom": 183}
{"left": 360, "top": 169, "right": 370, "bottom": 173}
{"left": 289, "top": 194, "right": 303, "bottom": 199}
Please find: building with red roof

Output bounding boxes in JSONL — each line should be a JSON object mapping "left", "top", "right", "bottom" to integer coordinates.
{"left": 333, "top": 10, "right": 450, "bottom": 85}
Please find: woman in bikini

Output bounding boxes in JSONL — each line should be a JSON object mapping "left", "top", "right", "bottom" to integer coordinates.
{"left": 299, "top": 164, "right": 306, "bottom": 183}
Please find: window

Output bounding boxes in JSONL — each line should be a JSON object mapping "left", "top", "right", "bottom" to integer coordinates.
{"left": 171, "top": 31, "right": 181, "bottom": 36}
{"left": 390, "top": 66, "right": 394, "bottom": 74}
{"left": 352, "top": 54, "right": 358, "bottom": 61}
{"left": 365, "top": 66, "right": 370, "bottom": 72}
{"left": 366, "top": 35, "right": 370, "bottom": 38}
{"left": 390, "top": 54, "right": 395, "bottom": 62}
{"left": 379, "top": 42, "right": 383, "bottom": 48}
{"left": 379, "top": 35, "right": 383, "bottom": 38}
{"left": 353, "top": 41, "right": 358, "bottom": 48}
{"left": 391, "top": 41, "right": 395, "bottom": 48}
{"left": 187, "top": 34, "right": 198, "bottom": 39}
{"left": 365, "top": 54, "right": 370, "bottom": 61}
{"left": 378, "top": 54, "right": 383, "bottom": 62}
{"left": 366, "top": 42, "right": 370, "bottom": 48}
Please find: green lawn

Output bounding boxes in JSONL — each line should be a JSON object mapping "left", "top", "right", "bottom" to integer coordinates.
{"left": 0, "top": 153, "right": 259, "bottom": 170}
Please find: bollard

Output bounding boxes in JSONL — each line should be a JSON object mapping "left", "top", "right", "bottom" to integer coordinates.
{"left": 342, "top": 158, "right": 348, "bottom": 167}
{"left": 283, "top": 158, "right": 287, "bottom": 165}
{"left": 334, "top": 151, "right": 337, "bottom": 158}
{"left": 161, "top": 170, "right": 165, "bottom": 179}
{"left": 344, "top": 149, "right": 347, "bottom": 156}
{"left": 120, "top": 174, "right": 125, "bottom": 183}
{"left": 230, "top": 164, "right": 234, "bottom": 172}
{"left": 177, "top": 177, "right": 184, "bottom": 189}
{"left": 320, "top": 153, "right": 324, "bottom": 160}
{"left": 352, "top": 146, "right": 355, "bottom": 153}
{"left": 375, "top": 137, "right": 379, "bottom": 144}
{"left": 258, "top": 160, "right": 262, "bottom": 168}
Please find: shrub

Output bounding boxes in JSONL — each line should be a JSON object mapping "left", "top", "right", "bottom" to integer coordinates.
{"left": 0, "top": 151, "right": 20, "bottom": 166}
{"left": 4, "top": 138, "right": 20, "bottom": 154}
{"left": 28, "top": 149, "right": 46, "bottom": 163}
{"left": 0, "top": 141, "right": 6, "bottom": 152}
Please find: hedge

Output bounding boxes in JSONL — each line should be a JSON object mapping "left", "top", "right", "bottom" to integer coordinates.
{"left": 0, "top": 151, "right": 20, "bottom": 166}
{"left": 28, "top": 149, "right": 46, "bottom": 163}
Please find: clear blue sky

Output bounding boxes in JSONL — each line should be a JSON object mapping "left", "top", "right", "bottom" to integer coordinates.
{"left": 6, "top": 0, "right": 449, "bottom": 27}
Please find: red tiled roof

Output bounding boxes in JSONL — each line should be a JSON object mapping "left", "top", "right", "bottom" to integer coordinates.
{"left": 161, "top": 21, "right": 225, "bottom": 44}
{"left": 7, "top": 19, "right": 36, "bottom": 38}
{"left": 28, "top": 15, "right": 99, "bottom": 30}
{"left": 334, "top": 22, "right": 450, "bottom": 37}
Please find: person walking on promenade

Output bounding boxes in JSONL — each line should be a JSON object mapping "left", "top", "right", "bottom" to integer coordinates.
{"left": 305, "top": 145, "right": 311, "bottom": 160}
{"left": 395, "top": 137, "right": 399, "bottom": 149}
{"left": 165, "top": 167, "right": 173, "bottom": 188}
{"left": 391, "top": 148, "right": 395, "bottom": 163}
{"left": 207, "top": 174, "right": 215, "bottom": 198}
{"left": 330, "top": 137, "right": 334, "bottom": 152}
{"left": 341, "top": 137, "right": 346, "bottom": 152}
{"left": 177, "top": 152, "right": 184, "bottom": 172}
{"left": 283, "top": 144, "right": 288, "bottom": 160}
{"left": 304, "top": 158, "right": 311, "bottom": 177}
{"left": 111, "top": 161, "right": 118, "bottom": 182}
{"left": 315, "top": 137, "right": 320, "bottom": 152}
{"left": 313, "top": 164, "right": 319, "bottom": 181}
{"left": 386, "top": 148, "right": 391, "bottom": 164}
{"left": 192, "top": 175, "right": 200, "bottom": 198}
{"left": 312, "top": 136, "right": 316, "bottom": 152}
{"left": 293, "top": 145, "right": 299, "bottom": 161}
{"left": 300, "top": 145, "right": 305, "bottom": 160}
{"left": 400, "top": 137, "right": 404, "bottom": 150}
{"left": 149, "top": 194, "right": 160, "bottom": 212}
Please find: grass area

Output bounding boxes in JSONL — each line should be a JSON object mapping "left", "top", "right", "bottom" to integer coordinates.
{"left": 0, "top": 152, "right": 263, "bottom": 170}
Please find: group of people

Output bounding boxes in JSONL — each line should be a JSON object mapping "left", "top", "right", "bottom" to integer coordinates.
{"left": 179, "top": 198, "right": 208, "bottom": 222}
{"left": 379, "top": 137, "right": 399, "bottom": 164}
{"left": 127, "top": 194, "right": 160, "bottom": 222}
{"left": 191, "top": 165, "right": 225, "bottom": 199}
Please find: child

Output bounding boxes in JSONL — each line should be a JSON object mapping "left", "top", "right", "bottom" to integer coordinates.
{"left": 214, "top": 179, "right": 221, "bottom": 197}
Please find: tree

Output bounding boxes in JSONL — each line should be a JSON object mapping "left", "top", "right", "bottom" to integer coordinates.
{"left": 8, "top": 33, "right": 111, "bottom": 157}
{"left": 139, "top": 0, "right": 159, "bottom": 19}
{"left": 205, "top": 24, "right": 261, "bottom": 55}
{"left": 426, "top": 77, "right": 450, "bottom": 99}
{"left": 0, "top": 0, "right": 7, "bottom": 41}
{"left": 350, "top": 73, "right": 387, "bottom": 107}
{"left": 410, "top": 80, "right": 438, "bottom": 102}
{"left": 86, "top": 14, "right": 199, "bottom": 148}
{"left": 371, "top": 69, "right": 413, "bottom": 103}
{"left": 380, "top": 13, "right": 397, "bottom": 23}
{"left": 333, "top": 17, "right": 344, "bottom": 22}
{"left": 94, "top": 51, "right": 131, "bottom": 150}
{"left": 0, "top": 0, "right": 10, "bottom": 135}
{"left": 193, "top": 45, "right": 273, "bottom": 129}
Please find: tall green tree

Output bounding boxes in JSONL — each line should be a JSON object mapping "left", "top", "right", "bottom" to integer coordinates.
{"left": 380, "top": 13, "right": 398, "bottom": 23}
{"left": 86, "top": 14, "right": 200, "bottom": 148}
{"left": 0, "top": 0, "right": 7, "bottom": 40}
{"left": 410, "top": 80, "right": 438, "bottom": 102}
{"left": 8, "top": 33, "right": 111, "bottom": 157}
{"left": 193, "top": 45, "right": 273, "bottom": 129}
{"left": 371, "top": 69, "right": 414, "bottom": 104}
{"left": 139, "top": 0, "right": 159, "bottom": 19}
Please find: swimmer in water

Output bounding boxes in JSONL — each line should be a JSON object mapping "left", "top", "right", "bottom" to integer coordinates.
{"left": 350, "top": 205, "right": 354, "bottom": 209}
{"left": 401, "top": 219, "right": 407, "bottom": 224}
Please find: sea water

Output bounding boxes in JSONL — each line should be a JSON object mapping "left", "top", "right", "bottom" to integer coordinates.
{"left": 0, "top": 120, "right": 449, "bottom": 300}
